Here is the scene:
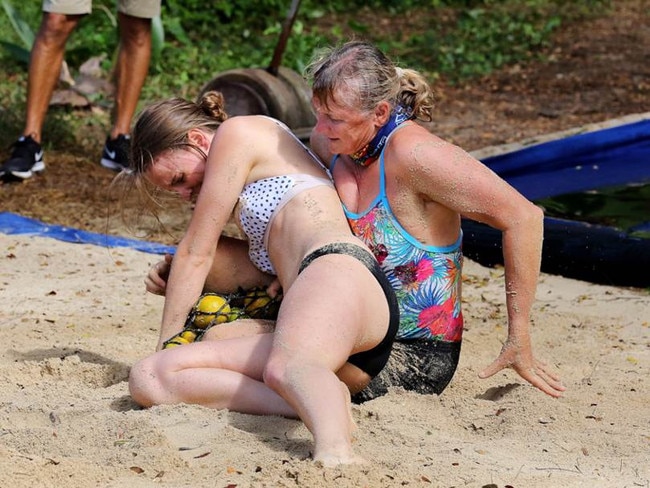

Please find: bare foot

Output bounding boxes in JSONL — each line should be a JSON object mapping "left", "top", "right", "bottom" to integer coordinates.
{"left": 311, "top": 382, "right": 365, "bottom": 467}
{"left": 313, "top": 451, "right": 367, "bottom": 468}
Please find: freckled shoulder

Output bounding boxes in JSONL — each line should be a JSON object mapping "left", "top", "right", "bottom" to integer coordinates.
{"left": 386, "top": 124, "right": 450, "bottom": 171}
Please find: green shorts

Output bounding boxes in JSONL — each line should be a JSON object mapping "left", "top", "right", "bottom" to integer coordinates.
{"left": 43, "top": 0, "right": 161, "bottom": 18}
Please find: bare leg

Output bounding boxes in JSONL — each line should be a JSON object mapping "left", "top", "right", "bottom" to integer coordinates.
{"left": 23, "top": 13, "right": 81, "bottom": 142}
{"left": 204, "top": 236, "right": 277, "bottom": 293}
{"left": 144, "top": 236, "right": 275, "bottom": 297}
{"left": 129, "top": 333, "right": 297, "bottom": 417}
{"left": 202, "top": 319, "right": 275, "bottom": 341}
{"left": 202, "top": 320, "right": 369, "bottom": 397}
{"left": 110, "top": 13, "right": 152, "bottom": 138}
{"left": 262, "top": 256, "right": 388, "bottom": 465}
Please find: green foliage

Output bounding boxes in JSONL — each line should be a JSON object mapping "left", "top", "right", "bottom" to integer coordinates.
{"left": 0, "top": 0, "right": 612, "bottom": 89}
{"left": 426, "top": 4, "right": 563, "bottom": 79}
{"left": 1, "top": 0, "right": 34, "bottom": 48}
{"left": 0, "top": 0, "right": 34, "bottom": 64}
{"left": 310, "top": 0, "right": 611, "bottom": 81}
{"left": 150, "top": 15, "right": 164, "bottom": 66}
{"left": 0, "top": 0, "right": 613, "bottom": 146}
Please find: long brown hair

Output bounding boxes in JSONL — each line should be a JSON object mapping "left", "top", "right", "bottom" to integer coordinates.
{"left": 112, "top": 91, "right": 229, "bottom": 237}
{"left": 130, "top": 91, "right": 229, "bottom": 176}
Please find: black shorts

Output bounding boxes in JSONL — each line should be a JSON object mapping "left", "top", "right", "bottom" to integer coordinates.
{"left": 299, "top": 243, "right": 399, "bottom": 378}
{"left": 351, "top": 339, "right": 461, "bottom": 404}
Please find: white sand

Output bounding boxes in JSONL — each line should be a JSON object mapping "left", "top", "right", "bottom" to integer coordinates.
{"left": 1, "top": 232, "right": 648, "bottom": 488}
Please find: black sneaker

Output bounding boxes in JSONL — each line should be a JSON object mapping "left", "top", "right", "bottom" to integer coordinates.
{"left": 100, "top": 134, "right": 131, "bottom": 171}
{"left": 1, "top": 135, "right": 45, "bottom": 180}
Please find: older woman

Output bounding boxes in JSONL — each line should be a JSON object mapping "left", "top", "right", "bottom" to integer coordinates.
{"left": 306, "top": 40, "right": 564, "bottom": 399}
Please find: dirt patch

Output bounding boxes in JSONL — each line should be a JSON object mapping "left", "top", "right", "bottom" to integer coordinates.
{"left": 1, "top": 0, "right": 649, "bottom": 245}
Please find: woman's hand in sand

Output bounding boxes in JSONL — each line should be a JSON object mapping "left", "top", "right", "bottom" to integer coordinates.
{"left": 479, "top": 338, "right": 566, "bottom": 398}
{"left": 145, "top": 253, "right": 173, "bottom": 296}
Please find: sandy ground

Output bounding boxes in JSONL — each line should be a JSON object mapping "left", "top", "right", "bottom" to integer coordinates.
{"left": 0, "top": 230, "right": 648, "bottom": 488}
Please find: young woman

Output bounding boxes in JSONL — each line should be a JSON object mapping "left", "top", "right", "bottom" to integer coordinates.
{"left": 126, "top": 91, "right": 398, "bottom": 466}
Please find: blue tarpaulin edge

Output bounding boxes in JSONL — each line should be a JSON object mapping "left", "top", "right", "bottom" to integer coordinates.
{"left": 0, "top": 211, "right": 175, "bottom": 255}
{"left": 481, "top": 119, "right": 650, "bottom": 200}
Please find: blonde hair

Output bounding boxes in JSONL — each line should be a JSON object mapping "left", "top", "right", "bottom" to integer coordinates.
{"left": 306, "top": 40, "right": 436, "bottom": 121}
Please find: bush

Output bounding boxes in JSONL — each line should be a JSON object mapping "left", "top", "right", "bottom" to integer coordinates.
{"left": 0, "top": 0, "right": 612, "bottom": 148}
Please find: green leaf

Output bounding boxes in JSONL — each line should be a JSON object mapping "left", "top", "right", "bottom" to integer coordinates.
{"left": 151, "top": 15, "right": 164, "bottom": 59}
{"left": 1, "top": 0, "right": 35, "bottom": 49}
{"left": 0, "top": 39, "right": 30, "bottom": 64}
{"left": 162, "top": 16, "right": 190, "bottom": 45}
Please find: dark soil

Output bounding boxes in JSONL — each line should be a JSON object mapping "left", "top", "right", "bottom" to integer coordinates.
{"left": 2, "top": 0, "right": 649, "bottom": 246}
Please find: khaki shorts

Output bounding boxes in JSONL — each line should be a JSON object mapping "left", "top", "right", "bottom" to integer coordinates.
{"left": 43, "top": 0, "right": 160, "bottom": 19}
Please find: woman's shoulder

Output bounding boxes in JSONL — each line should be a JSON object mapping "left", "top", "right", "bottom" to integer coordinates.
{"left": 226, "top": 115, "right": 298, "bottom": 139}
{"left": 215, "top": 116, "right": 286, "bottom": 149}
{"left": 220, "top": 114, "right": 273, "bottom": 130}
{"left": 387, "top": 123, "right": 444, "bottom": 157}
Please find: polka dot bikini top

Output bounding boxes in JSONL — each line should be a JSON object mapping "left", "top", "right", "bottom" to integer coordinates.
{"left": 237, "top": 174, "right": 334, "bottom": 274}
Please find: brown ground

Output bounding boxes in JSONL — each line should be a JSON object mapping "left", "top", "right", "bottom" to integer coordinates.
{"left": 1, "top": 0, "right": 649, "bottom": 246}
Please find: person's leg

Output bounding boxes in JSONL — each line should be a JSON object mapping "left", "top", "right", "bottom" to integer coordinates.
{"left": 129, "top": 333, "right": 296, "bottom": 417}
{"left": 202, "top": 319, "right": 275, "bottom": 341}
{"left": 110, "top": 12, "right": 152, "bottom": 138}
{"left": 205, "top": 235, "right": 278, "bottom": 293}
{"left": 23, "top": 12, "right": 81, "bottom": 143}
{"left": 1, "top": 4, "right": 86, "bottom": 179}
{"left": 262, "top": 254, "right": 390, "bottom": 465}
{"left": 144, "top": 236, "right": 277, "bottom": 297}
{"left": 201, "top": 321, "right": 372, "bottom": 395}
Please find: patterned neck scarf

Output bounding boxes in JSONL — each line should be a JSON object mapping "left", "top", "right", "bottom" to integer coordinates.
{"left": 350, "top": 105, "right": 414, "bottom": 167}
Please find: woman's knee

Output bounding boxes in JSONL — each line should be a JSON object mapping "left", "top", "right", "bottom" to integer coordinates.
{"left": 262, "top": 354, "right": 300, "bottom": 396}
{"left": 128, "top": 356, "right": 163, "bottom": 408}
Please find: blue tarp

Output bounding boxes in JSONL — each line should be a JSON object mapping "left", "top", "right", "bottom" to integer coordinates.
{"left": 0, "top": 212, "right": 175, "bottom": 255}
{"left": 482, "top": 118, "right": 650, "bottom": 200}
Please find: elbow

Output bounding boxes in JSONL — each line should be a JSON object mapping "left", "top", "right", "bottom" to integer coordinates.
{"left": 524, "top": 203, "right": 544, "bottom": 227}
{"left": 513, "top": 201, "right": 544, "bottom": 230}
{"left": 177, "top": 237, "right": 215, "bottom": 267}
{"left": 499, "top": 202, "right": 544, "bottom": 241}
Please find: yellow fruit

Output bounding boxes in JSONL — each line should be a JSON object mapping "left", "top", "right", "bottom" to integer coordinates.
{"left": 193, "top": 294, "right": 231, "bottom": 328}
{"left": 227, "top": 309, "right": 241, "bottom": 322}
{"left": 163, "top": 337, "right": 188, "bottom": 349}
{"left": 180, "top": 330, "right": 197, "bottom": 342}
{"left": 243, "top": 288, "right": 280, "bottom": 319}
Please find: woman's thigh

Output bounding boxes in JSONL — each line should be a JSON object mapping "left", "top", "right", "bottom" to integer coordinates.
{"left": 151, "top": 333, "right": 275, "bottom": 380}
{"left": 272, "top": 254, "right": 389, "bottom": 370}
{"left": 201, "top": 319, "right": 275, "bottom": 341}
{"left": 202, "top": 318, "right": 372, "bottom": 391}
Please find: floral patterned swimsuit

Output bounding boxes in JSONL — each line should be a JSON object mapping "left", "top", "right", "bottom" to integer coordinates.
{"left": 331, "top": 145, "right": 464, "bottom": 344}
